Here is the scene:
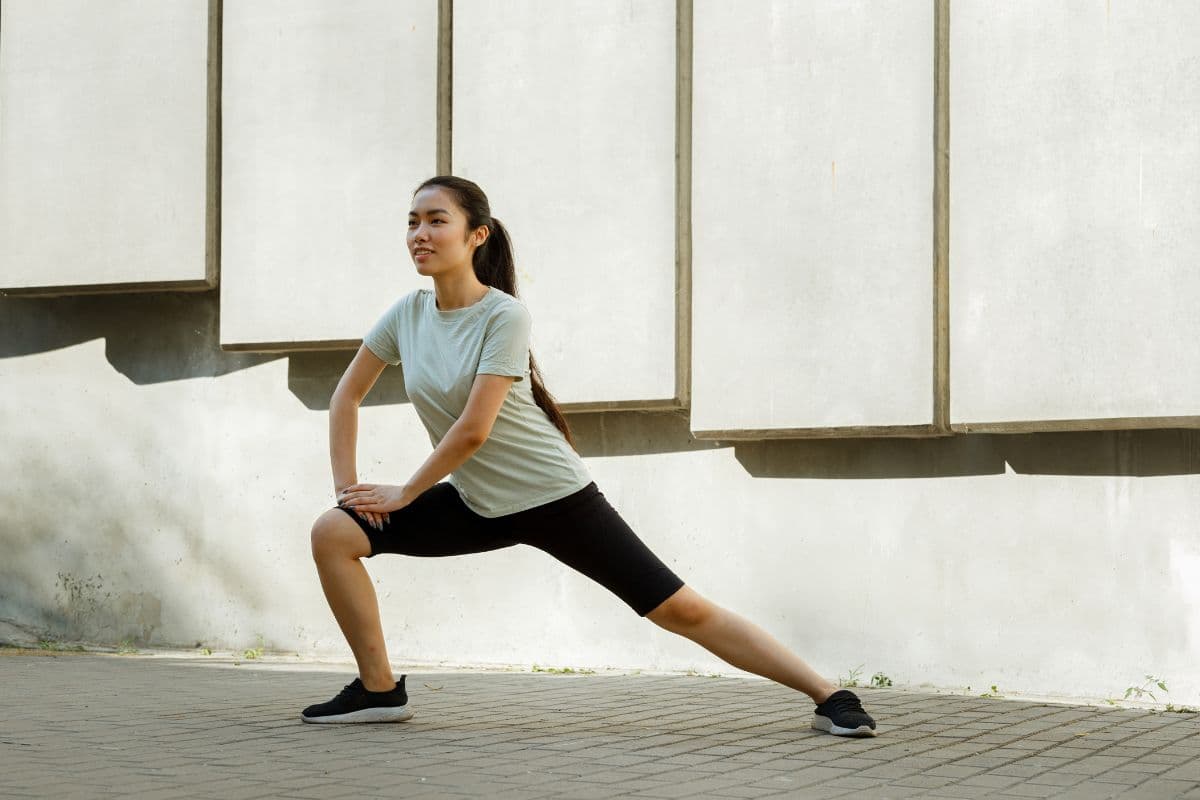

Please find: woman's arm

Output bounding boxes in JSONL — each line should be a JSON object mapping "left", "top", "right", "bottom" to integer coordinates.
{"left": 330, "top": 345, "right": 388, "bottom": 527}
{"left": 338, "top": 373, "right": 517, "bottom": 515}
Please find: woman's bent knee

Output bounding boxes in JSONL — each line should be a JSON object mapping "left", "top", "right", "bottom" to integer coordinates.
{"left": 646, "top": 585, "right": 715, "bottom": 631}
{"left": 310, "top": 508, "right": 372, "bottom": 561}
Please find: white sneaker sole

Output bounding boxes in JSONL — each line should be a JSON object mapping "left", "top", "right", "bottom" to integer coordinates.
{"left": 812, "top": 714, "right": 877, "bottom": 737}
{"left": 301, "top": 705, "right": 415, "bottom": 724}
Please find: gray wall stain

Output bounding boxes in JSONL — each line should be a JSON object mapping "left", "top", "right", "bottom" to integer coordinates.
{"left": 55, "top": 572, "right": 162, "bottom": 645}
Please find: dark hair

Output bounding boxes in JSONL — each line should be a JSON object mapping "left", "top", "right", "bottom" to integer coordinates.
{"left": 414, "top": 175, "right": 578, "bottom": 452}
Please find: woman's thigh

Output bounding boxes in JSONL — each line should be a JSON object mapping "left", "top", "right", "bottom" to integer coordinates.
{"left": 333, "top": 482, "right": 516, "bottom": 558}
{"left": 504, "top": 482, "right": 685, "bottom": 617}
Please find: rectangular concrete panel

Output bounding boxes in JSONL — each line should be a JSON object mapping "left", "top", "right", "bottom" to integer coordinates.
{"left": 691, "top": 0, "right": 936, "bottom": 435}
{"left": 0, "top": 0, "right": 209, "bottom": 293}
{"left": 951, "top": 2, "right": 1200, "bottom": 429}
{"left": 452, "top": 0, "right": 677, "bottom": 406}
{"left": 220, "top": 1, "right": 437, "bottom": 349}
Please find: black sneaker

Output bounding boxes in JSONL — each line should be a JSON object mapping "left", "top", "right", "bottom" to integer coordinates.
{"left": 300, "top": 676, "right": 415, "bottom": 724}
{"left": 812, "top": 689, "right": 877, "bottom": 737}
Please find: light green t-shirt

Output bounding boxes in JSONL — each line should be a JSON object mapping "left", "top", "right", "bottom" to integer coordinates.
{"left": 362, "top": 286, "right": 592, "bottom": 517}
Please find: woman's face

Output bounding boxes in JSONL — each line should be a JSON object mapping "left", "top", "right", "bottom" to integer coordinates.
{"left": 407, "top": 186, "right": 487, "bottom": 276}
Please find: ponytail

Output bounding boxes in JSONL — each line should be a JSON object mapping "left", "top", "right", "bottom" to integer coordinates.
{"left": 414, "top": 176, "right": 579, "bottom": 452}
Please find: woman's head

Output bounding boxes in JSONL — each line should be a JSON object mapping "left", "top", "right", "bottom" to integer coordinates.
{"left": 410, "top": 175, "right": 578, "bottom": 452}
{"left": 409, "top": 176, "right": 517, "bottom": 297}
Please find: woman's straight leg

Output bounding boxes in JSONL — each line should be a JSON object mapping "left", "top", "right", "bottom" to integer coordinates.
{"left": 645, "top": 585, "right": 838, "bottom": 703}
{"left": 508, "top": 482, "right": 840, "bottom": 703}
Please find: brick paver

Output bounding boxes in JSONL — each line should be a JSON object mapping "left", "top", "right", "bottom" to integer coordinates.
{"left": 1, "top": 650, "right": 1198, "bottom": 799}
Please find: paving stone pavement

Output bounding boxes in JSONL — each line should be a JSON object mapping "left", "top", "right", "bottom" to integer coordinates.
{"left": 2, "top": 651, "right": 1199, "bottom": 800}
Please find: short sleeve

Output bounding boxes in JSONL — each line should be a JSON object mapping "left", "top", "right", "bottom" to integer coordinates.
{"left": 477, "top": 302, "right": 532, "bottom": 381}
{"left": 361, "top": 296, "right": 404, "bottom": 365}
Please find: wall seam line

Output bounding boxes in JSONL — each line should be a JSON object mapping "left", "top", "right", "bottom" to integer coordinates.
{"left": 676, "top": 0, "right": 693, "bottom": 412}
{"left": 437, "top": 0, "right": 452, "bottom": 175}
{"left": 934, "top": 0, "right": 951, "bottom": 433}
{"left": 207, "top": 0, "right": 223, "bottom": 291}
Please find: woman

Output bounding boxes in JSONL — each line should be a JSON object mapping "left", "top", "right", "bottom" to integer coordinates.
{"left": 303, "top": 176, "right": 878, "bottom": 737}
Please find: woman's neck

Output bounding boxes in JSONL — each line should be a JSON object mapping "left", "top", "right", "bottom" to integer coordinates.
{"left": 432, "top": 275, "right": 491, "bottom": 311}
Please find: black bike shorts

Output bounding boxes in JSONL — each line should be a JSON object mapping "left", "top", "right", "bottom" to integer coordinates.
{"left": 332, "top": 481, "right": 684, "bottom": 617}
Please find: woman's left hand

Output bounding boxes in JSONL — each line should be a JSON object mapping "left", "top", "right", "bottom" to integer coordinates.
{"left": 337, "top": 483, "right": 412, "bottom": 514}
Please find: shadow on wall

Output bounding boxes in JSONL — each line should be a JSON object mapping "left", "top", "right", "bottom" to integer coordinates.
{"left": 288, "top": 350, "right": 410, "bottom": 409}
{"left": 0, "top": 290, "right": 280, "bottom": 382}
{"left": 291, "top": 350, "right": 1200, "bottom": 478}
{"left": 734, "top": 428, "right": 1200, "bottom": 479}
{"left": 288, "top": 351, "right": 731, "bottom": 457}
{"left": 4, "top": 291, "right": 1198, "bottom": 479}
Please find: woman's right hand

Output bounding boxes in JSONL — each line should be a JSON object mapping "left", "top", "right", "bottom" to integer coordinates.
{"left": 336, "top": 488, "right": 389, "bottom": 531}
{"left": 357, "top": 509, "right": 390, "bottom": 531}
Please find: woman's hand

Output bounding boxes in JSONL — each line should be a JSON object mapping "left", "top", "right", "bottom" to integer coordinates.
{"left": 337, "top": 483, "right": 412, "bottom": 525}
{"left": 336, "top": 488, "right": 386, "bottom": 530}
{"left": 336, "top": 484, "right": 392, "bottom": 532}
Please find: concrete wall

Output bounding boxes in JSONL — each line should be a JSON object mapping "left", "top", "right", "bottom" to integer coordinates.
{"left": 220, "top": 0, "right": 437, "bottom": 348}
{"left": 2, "top": 1, "right": 1199, "bottom": 707}
{"left": 2, "top": 302, "right": 1198, "bottom": 704}
{"left": 692, "top": 0, "right": 934, "bottom": 435}
{"left": 951, "top": 1, "right": 1200, "bottom": 428}
{"left": 453, "top": 0, "right": 677, "bottom": 405}
{"left": 0, "top": 0, "right": 211, "bottom": 293}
